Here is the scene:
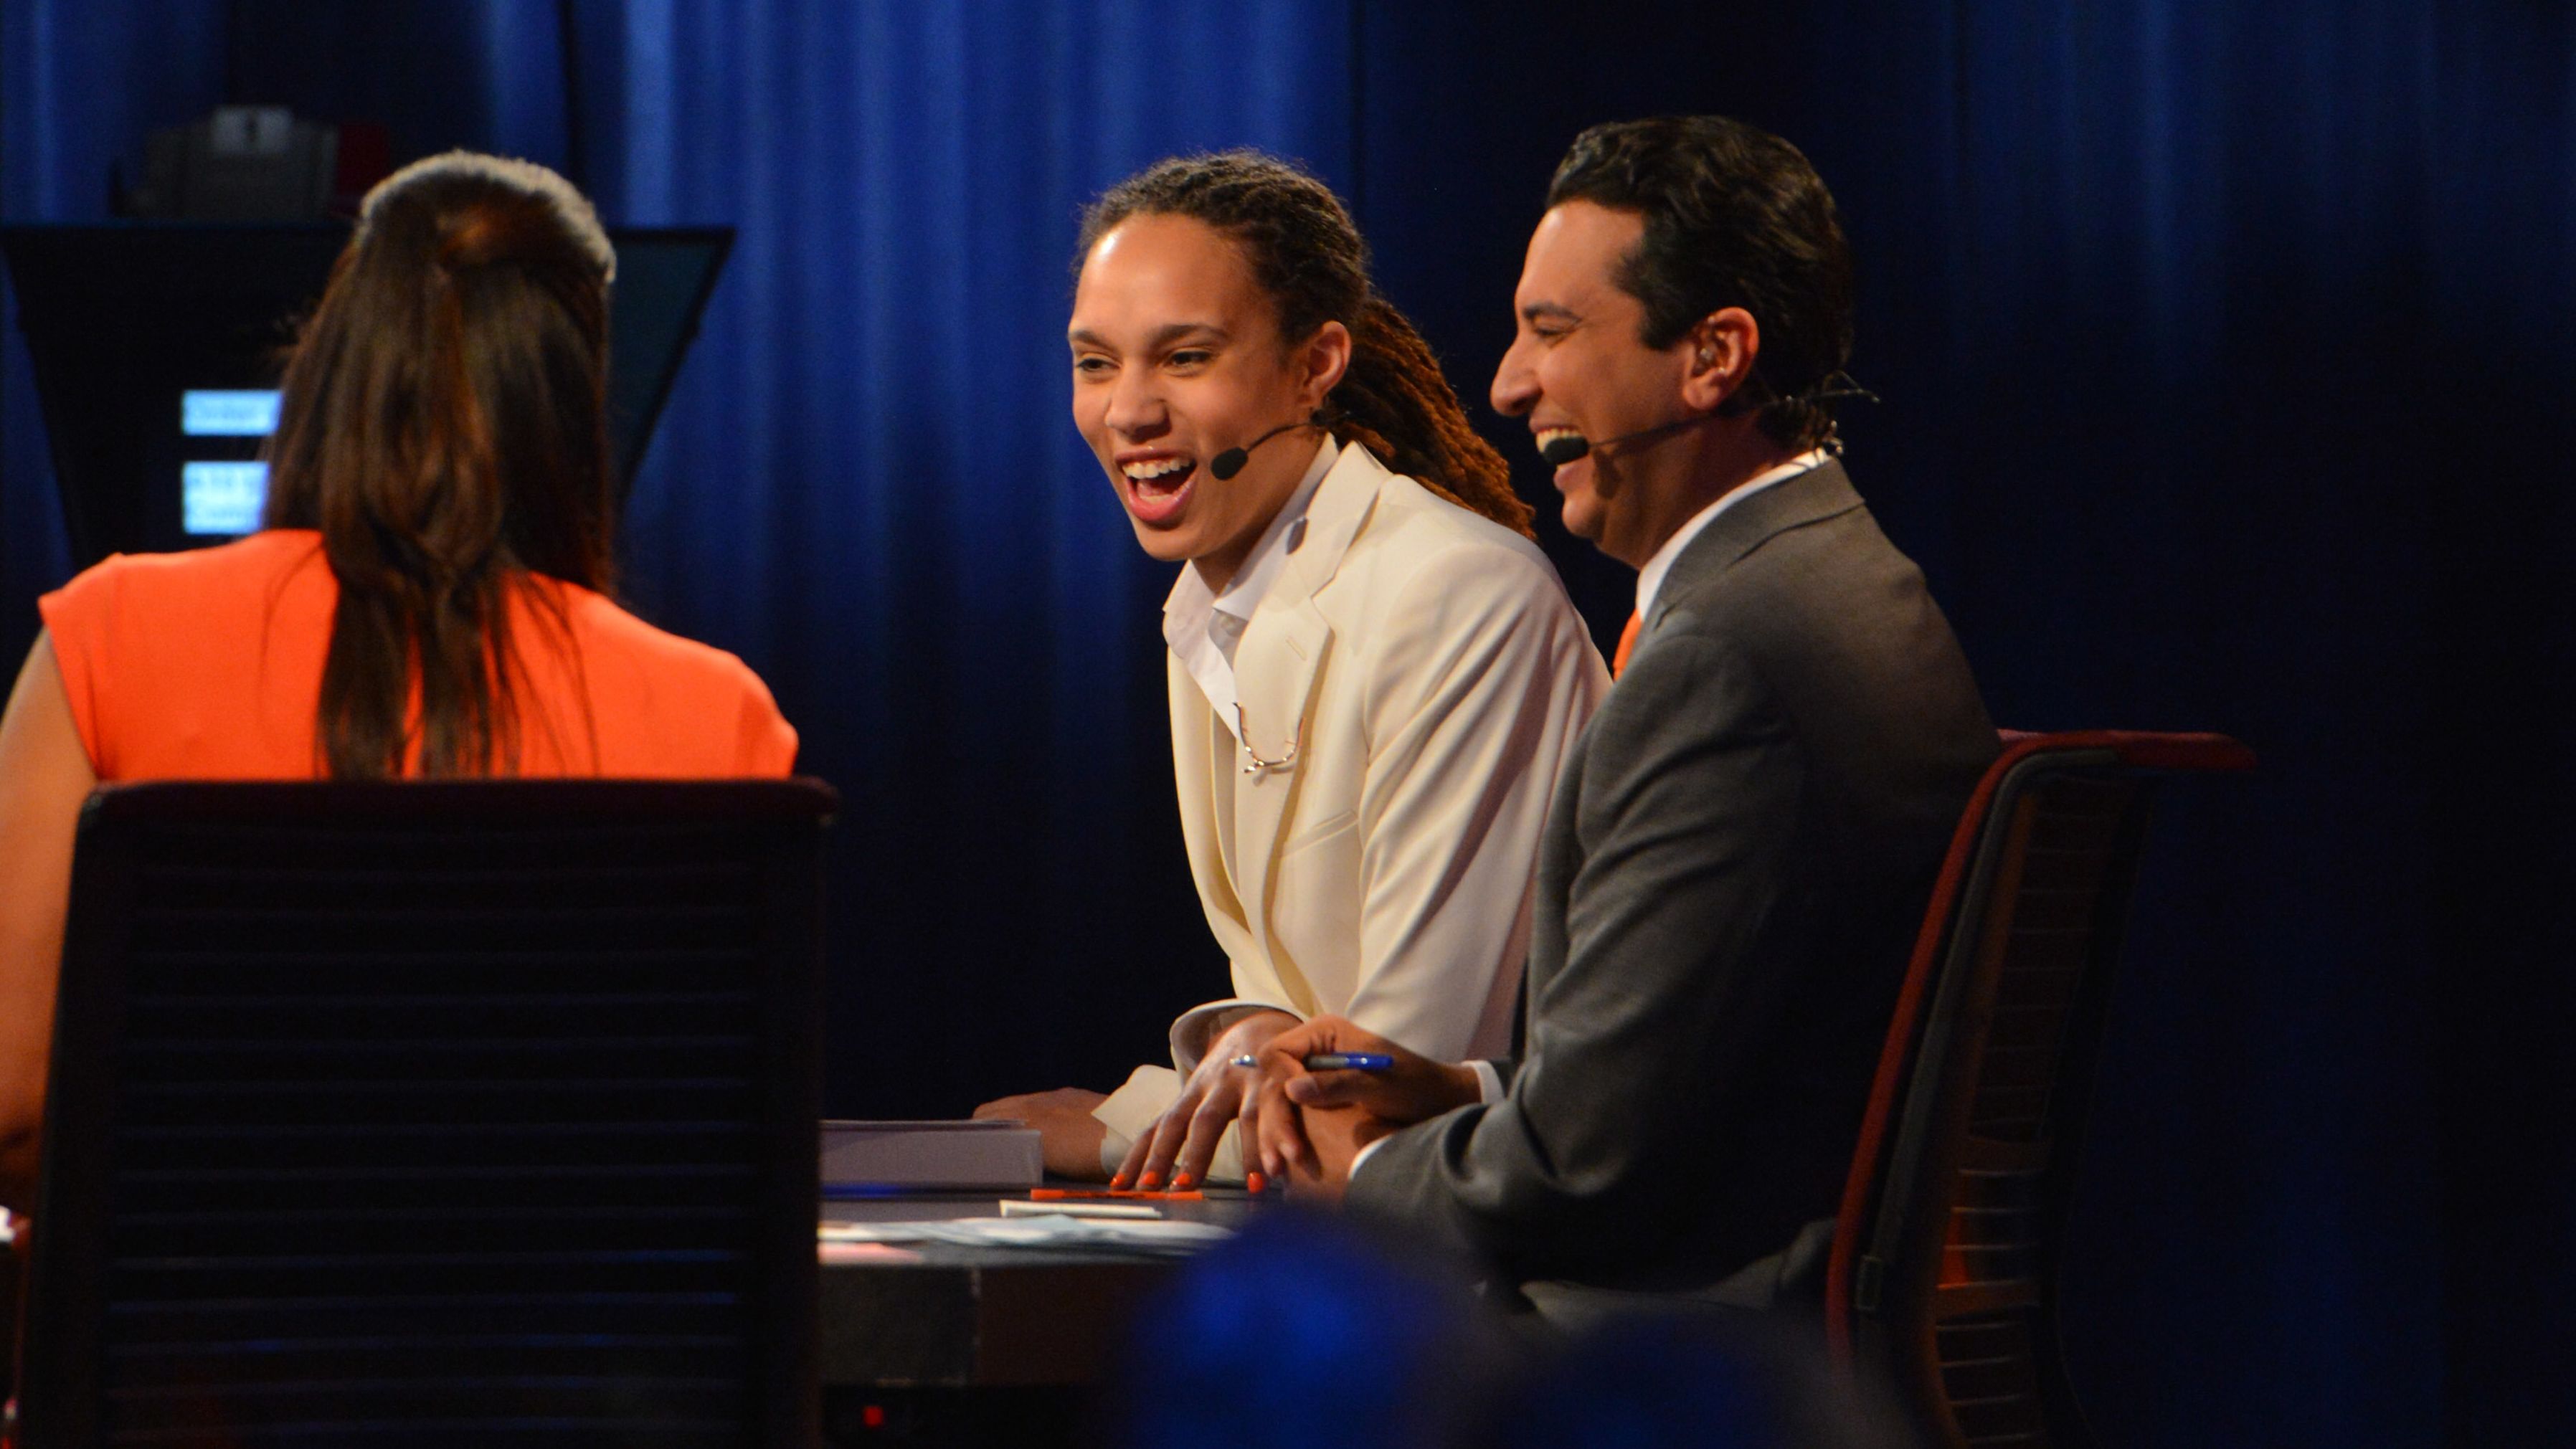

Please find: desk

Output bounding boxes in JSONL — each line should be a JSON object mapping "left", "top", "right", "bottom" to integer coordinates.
{"left": 818, "top": 1190, "right": 1259, "bottom": 1389}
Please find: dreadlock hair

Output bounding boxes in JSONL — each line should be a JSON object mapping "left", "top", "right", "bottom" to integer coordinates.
{"left": 262, "top": 151, "right": 617, "bottom": 778}
{"left": 1546, "top": 117, "right": 1857, "bottom": 453}
{"left": 1077, "top": 151, "right": 1533, "bottom": 540}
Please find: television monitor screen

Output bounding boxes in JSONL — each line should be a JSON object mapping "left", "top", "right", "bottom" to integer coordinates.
{"left": 179, "top": 390, "right": 278, "bottom": 536}
{"left": 1, "top": 224, "right": 731, "bottom": 569}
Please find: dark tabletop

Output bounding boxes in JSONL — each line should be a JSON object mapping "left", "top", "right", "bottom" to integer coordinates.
{"left": 818, "top": 1189, "right": 1261, "bottom": 1387}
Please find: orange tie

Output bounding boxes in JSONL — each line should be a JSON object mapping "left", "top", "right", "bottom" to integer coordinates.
{"left": 1611, "top": 610, "right": 1642, "bottom": 678}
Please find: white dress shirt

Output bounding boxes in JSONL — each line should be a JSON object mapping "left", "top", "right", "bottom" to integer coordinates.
{"left": 1162, "top": 437, "right": 1339, "bottom": 742}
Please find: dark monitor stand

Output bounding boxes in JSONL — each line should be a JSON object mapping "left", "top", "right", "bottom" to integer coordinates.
{"left": 1, "top": 224, "right": 731, "bottom": 569}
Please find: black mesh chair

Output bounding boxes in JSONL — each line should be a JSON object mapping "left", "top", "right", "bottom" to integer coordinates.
{"left": 11, "top": 779, "right": 835, "bottom": 1448}
{"left": 1825, "top": 731, "right": 2253, "bottom": 1449}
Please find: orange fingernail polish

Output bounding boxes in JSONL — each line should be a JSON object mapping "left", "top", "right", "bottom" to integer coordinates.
{"left": 1137, "top": 1171, "right": 1162, "bottom": 1190}
{"left": 1170, "top": 1172, "right": 1195, "bottom": 1192}
{"left": 1245, "top": 1170, "right": 1266, "bottom": 1194}
{"left": 1109, "top": 1173, "right": 1130, "bottom": 1190}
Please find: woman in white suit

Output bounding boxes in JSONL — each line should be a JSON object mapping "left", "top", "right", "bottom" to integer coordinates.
{"left": 977, "top": 152, "right": 1606, "bottom": 1188}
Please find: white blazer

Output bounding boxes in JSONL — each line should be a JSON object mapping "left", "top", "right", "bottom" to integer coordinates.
{"left": 1094, "top": 441, "right": 1609, "bottom": 1169}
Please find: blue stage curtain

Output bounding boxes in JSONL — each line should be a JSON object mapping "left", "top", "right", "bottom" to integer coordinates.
{"left": 574, "top": 0, "right": 1363, "bottom": 1118}
{"left": 1804, "top": 10, "right": 2570, "bottom": 1445}
{"left": 8, "top": 4, "right": 2575, "bottom": 1443}
{"left": 1, "top": 0, "right": 1362, "bottom": 1122}
{"left": 1361, "top": 4, "right": 2571, "bottom": 1445}
{"left": 0, "top": 0, "right": 227, "bottom": 637}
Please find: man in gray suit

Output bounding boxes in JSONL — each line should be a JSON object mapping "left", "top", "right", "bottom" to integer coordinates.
{"left": 1256, "top": 116, "right": 1996, "bottom": 1311}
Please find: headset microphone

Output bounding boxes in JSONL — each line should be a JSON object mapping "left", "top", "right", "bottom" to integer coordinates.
{"left": 1536, "top": 433, "right": 1590, "bottom": 467}
{"left": 1210, "top": 412, "right": 1322, "bottom": 480}
{"left": 1538, "top": 413, "right": 1715, "bottom": 467}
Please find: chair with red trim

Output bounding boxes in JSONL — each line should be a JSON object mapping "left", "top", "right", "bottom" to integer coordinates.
{"left": 1826, "top": 731, "right": 2254, "bottom": 1448}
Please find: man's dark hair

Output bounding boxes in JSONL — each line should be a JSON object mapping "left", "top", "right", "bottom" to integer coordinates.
{"left": 1546, "top": 115, "right": 1856, "bottom": 451}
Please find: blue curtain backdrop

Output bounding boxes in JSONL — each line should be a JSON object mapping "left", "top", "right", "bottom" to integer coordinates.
{"left": 1349, "top": 6, "right": 2570, "bottom": 1445}
{"left": 0, "top": 1, "right": 227, "bottom": 623}
{"left": 3, "top": 0, "right": 1364, "bottom": 1127}
{"left": 6, "top": 3, "right": 2572, "bottom": 1445}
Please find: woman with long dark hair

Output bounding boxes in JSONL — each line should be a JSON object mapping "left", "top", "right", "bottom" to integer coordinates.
{"left": 0, "top": 153, "right": 795, "bottom": 1202}
{"left": 977, "top": 151, "right": 1606, "bottom": 1187}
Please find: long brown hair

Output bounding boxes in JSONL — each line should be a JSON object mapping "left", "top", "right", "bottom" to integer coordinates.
{"left": 1078, "top": 151, "right": 1534, "bottom": 540}
{"left": 262, "top": 152, "right": 617, "bottom": 778}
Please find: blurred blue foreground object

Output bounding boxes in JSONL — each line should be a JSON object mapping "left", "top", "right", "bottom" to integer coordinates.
{"left": 1109, "top": 1209, "right": 1916, "bottom": 1449}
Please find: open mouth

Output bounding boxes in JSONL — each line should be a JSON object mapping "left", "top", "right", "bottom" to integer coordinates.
{"left": 1119, "top": 455, "right": 1198, "bottom": 523}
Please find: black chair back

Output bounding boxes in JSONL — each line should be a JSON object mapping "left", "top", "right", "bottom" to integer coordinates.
{"left": 1827, "top": 732, "right": 2252, "bottom": 1449}
{"left": 13, "top": 779, "right": 834, "bottom": 1448}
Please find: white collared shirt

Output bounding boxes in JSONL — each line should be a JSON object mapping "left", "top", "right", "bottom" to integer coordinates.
{"left": 1162, "top": 436, "right": 1340, "bottom": 742}
{"left": 1633, "top": 449, "right": 1829, "bottom": 624}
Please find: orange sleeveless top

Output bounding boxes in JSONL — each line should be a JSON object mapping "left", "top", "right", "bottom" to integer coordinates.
{"left": 37, "top": 531, "right": 797, "bottom": 781}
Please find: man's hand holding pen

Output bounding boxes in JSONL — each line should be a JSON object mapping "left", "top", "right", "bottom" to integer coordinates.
{"left": 1249, "top": 1016, "right": 1481, "bottom": 1199}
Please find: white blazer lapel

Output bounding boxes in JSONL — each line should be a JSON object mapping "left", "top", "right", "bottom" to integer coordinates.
{"left": 1224, "top": 440, "right": 1383, "bottom": 954}
{"left": 1226, "top": 599, "right": 1330, "bottom": 958}
{"left": 1165, "top": 660, "right": 1231, "bottom": 897}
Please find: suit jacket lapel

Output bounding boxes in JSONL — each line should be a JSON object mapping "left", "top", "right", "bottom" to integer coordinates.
{"left": 1225, "top": 440, "right": 1382, "bottom": 950}
{"left": 1165, "top": 660, "right": 1233, "bottom": 894}
{"left": 1644, "top": 459, "right": 1865, "bottom": 636}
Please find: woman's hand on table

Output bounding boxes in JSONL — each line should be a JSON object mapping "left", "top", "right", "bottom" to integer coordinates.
{"left": 1111, "top": 1008, "right": 1299, "bottom": 1192}
{"left": 972, "top": 1087, "right": 1109, "bottom": 1180}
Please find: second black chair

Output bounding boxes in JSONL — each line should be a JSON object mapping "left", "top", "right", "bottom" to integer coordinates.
{"left": 1826, "top": 731, "right": 2254, "bottom": 1449}
{"left": 12, "top": 778, "right": 835, "bottom": 1448}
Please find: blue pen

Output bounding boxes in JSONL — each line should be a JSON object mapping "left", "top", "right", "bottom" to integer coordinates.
{"left": 1228, "top": 1053, "right": 1395, "bottom": 1072}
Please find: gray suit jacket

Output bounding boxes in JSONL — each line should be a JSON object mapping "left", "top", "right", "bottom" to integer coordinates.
{"left": 1347, "top": 460, "right": 1995, "bottom": 1300}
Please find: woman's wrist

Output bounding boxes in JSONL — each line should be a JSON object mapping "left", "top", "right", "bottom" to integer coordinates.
{"left": 1216, "top": 1007, "right": 1299, "bottom": 1052}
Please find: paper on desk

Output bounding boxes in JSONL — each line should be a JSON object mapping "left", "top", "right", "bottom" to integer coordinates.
{"left": 998, "top": 1198, "right": 1160, "bottom": 1220}
{"left": 819, "top": 1240, "right": 924, "bottom": 1265}
{"left": 819, "top": 1215, "right": 1231, "bottom": 1256}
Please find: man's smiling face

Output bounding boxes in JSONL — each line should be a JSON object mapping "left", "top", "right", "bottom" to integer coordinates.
{"left": 1489, "top": 201, "right": 1702, "bottom": 566}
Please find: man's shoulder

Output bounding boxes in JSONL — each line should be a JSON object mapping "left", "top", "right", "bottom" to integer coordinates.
{"left": 1627, "top": 463, "right": 1984, "bottom": 744}
{"left": 1657, "top": 468, "right": 1922, "bottom": 644}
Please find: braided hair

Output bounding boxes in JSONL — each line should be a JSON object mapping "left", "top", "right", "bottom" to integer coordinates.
{"left": 1078, "top": 151, "right": 1533, "bottom": 540}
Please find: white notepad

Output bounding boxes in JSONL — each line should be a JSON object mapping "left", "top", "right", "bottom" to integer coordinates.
{"left": 820, "top": 1118, "right": 1043, "bottom": 1190}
